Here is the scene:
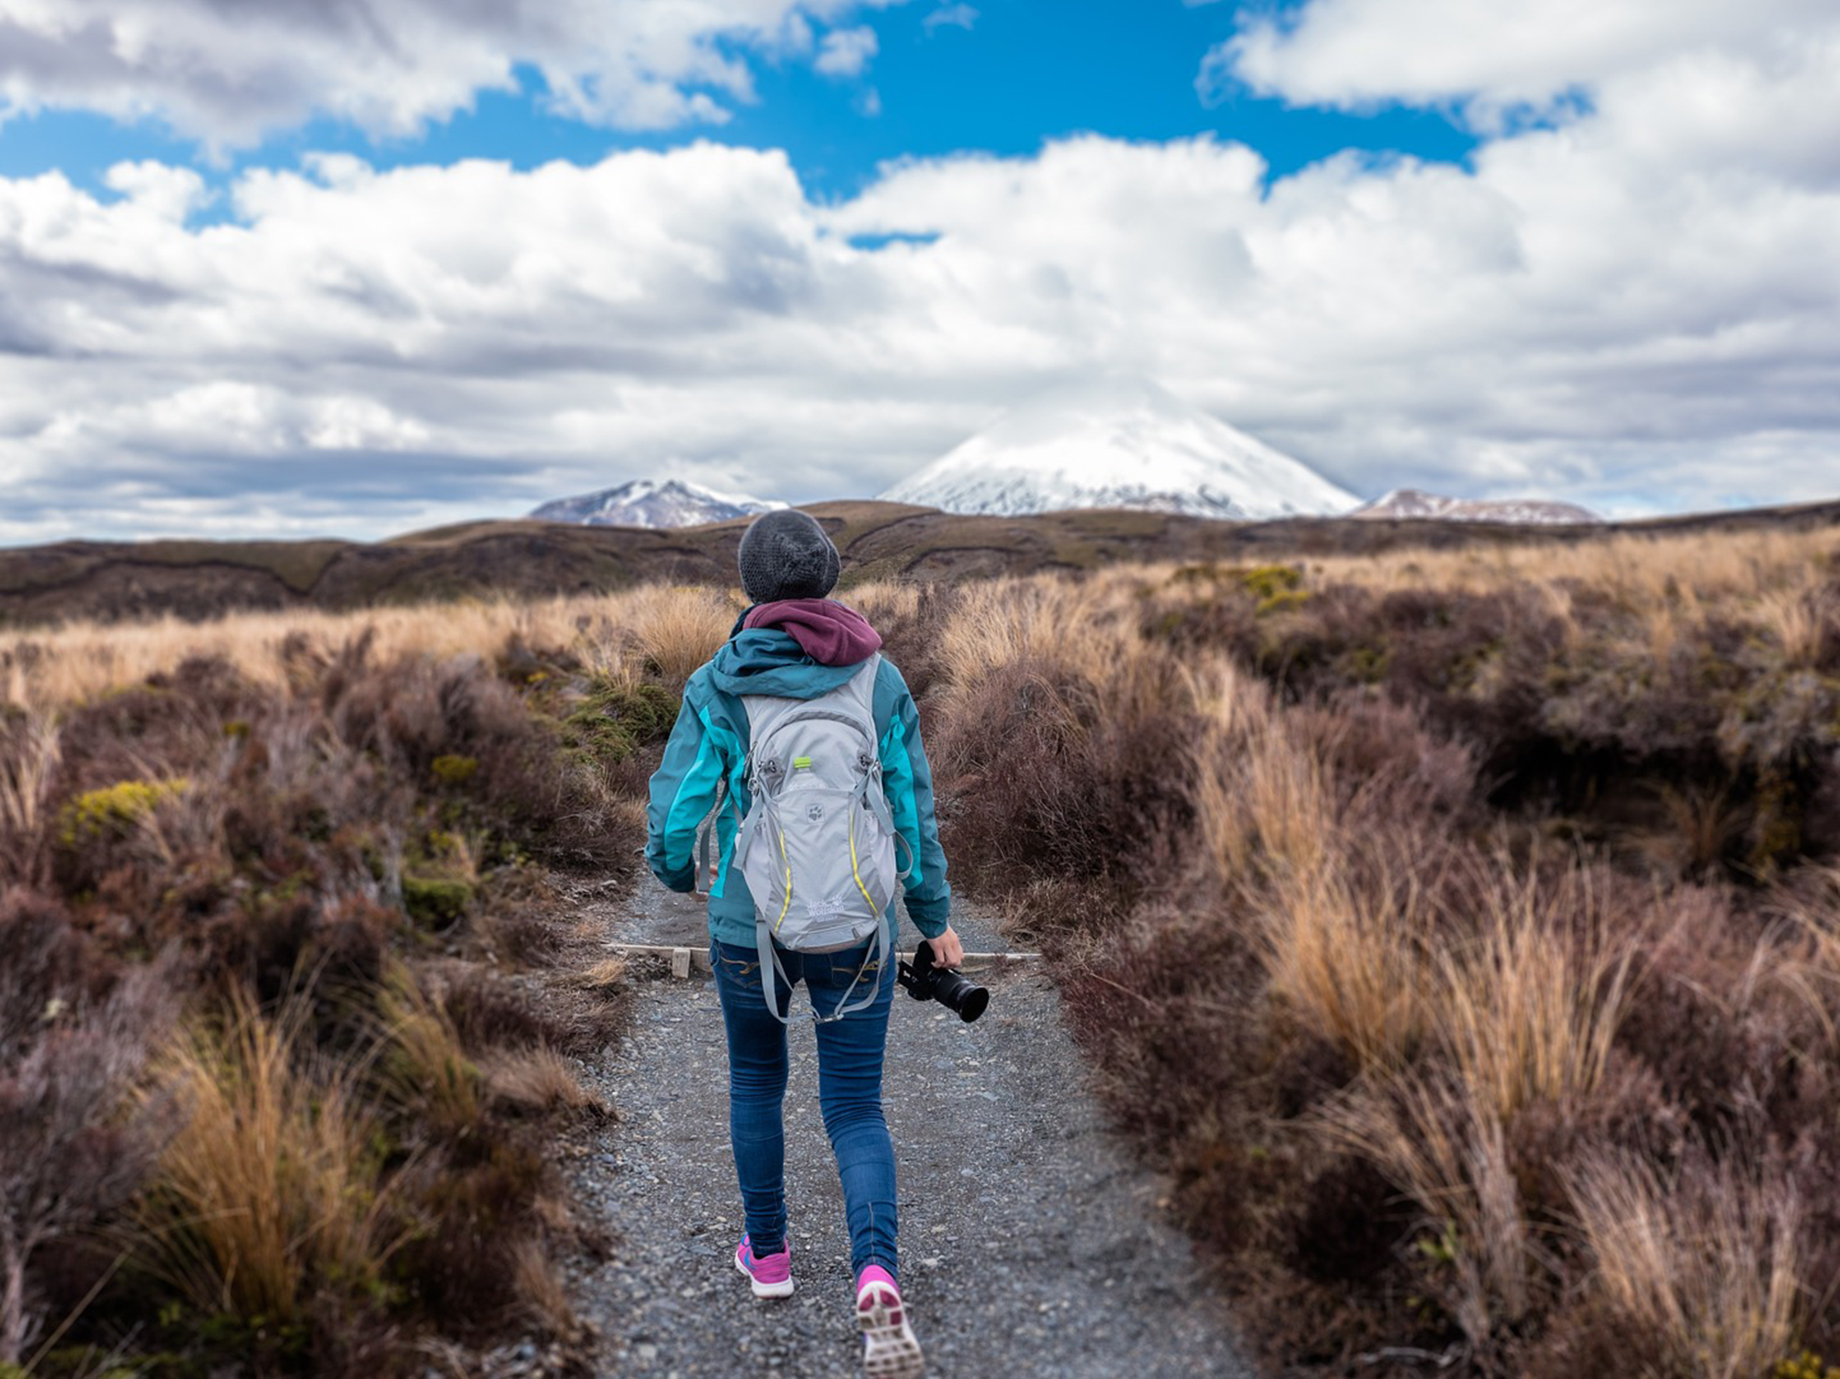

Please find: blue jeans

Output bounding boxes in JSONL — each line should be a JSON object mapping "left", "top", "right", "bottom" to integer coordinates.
{"left": 711, "top": 936, "right": 898, "bottom": 1281}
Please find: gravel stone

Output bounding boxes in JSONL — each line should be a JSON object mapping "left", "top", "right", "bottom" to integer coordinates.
{"left": 559, "top": 886, "right": 1258, "bottom": 1377}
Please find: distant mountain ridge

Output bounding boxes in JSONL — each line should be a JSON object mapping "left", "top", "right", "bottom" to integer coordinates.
{"left": 10, "top": 498, "right": 1840, "bottom": 630}
{"left": 529, "top": 478, "right": 782, "bottom": 529}
{"left": 879, "top": 376, "right": 1358, "bottom": 521}
{"left": 1354, "top": 489, "right": 1602, "bottom": 525}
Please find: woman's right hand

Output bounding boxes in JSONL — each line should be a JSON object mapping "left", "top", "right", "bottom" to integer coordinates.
{"left": 926, "top": 925, "right": 965, "bottom": 969}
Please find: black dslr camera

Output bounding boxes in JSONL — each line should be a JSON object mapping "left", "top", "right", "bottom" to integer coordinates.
{"left": 896, "top": 939, "right": 989, "bottom": 1023}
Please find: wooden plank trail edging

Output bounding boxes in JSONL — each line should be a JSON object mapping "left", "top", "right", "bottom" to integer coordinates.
{"left": 603, "top": 943, "right": 1043, "bottom": 979}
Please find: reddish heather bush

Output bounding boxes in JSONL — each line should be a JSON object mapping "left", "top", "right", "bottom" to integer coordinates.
{"left": 51, "top": 656, "right": 261, "bottom": 797}
{"left": 1613, "top": 884, "right": 1836, "bottom": 1144}
{"left": 438, "top": 963, "right": 626, "bottom": 1060}
{"left": 930, "top": 656, "right": 1198, "bottom": 898}
{"left": 392, "top": 1134, "right": 557, "bottom": 1332}
{"left": 0, "top": 887, "right": 177, "bottom": 1365}
{"left": 1282, "top": 691, "right": 1480, "bottom": 826}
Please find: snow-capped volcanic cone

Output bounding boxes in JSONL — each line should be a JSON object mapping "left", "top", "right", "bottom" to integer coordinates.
{"left": 1352, "top": 489, "right": 1602, "bottom": 525}
{"left": 529, "top": 479, "right": 783, "bottom": 529}
{"left": 879, "top": 376, "right": 1357, "bottom": 520}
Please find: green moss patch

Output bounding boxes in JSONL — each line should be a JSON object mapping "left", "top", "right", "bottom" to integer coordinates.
{"left": 402, "top": 874, "right": 474, "bottom": 926}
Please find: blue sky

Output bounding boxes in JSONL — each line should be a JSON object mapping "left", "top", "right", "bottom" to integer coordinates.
{"left": 0, "top": 3, "right": 1478, "bottom": 204}
{"left": 1, "top": 0, "right": 1837, "bottom": 542}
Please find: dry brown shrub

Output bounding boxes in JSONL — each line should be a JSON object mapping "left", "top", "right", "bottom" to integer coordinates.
{"left": 931, "top": 652, "right": 1197, "bottom": 898}
{"left": 927, "top": 572, "right": 1198, "bottom": 899}
{"left": 390, "top": 1133, "right": 555, "bottom": 1331}
{"left": 1614, "top": 886, "right": 1824, "bottom": 1140}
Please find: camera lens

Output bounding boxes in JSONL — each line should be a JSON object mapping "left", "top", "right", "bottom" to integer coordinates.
{"left": 931, "top": 967, "right": 989, "bottom": 1023}
{"left": 897, "top": 943, "right": 991, "bottom": 1022}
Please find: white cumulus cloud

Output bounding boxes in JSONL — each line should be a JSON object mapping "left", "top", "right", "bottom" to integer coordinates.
{"left": 1208, "top": 0, "right": 1839, "bottom": 131}
{"left": 815, "top": 25, "right": 879, "bottom": 78}
{"left": 0, "top": 0, "right": 910, "bottom": 147}
{"left": 922, "top": 4, "right": 978, "bottom": 34}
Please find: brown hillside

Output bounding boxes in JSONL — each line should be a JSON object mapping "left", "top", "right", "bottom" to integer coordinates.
{"left": 4, "top": 497, "right": 1840, "bottom": 628}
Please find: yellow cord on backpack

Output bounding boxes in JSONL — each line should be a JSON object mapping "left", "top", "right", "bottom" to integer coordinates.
{"left": 847, "top": 810, "right": 878, "bottom": 916}
{"left": 774, "top": 820, "right": 793, "bottom": 932}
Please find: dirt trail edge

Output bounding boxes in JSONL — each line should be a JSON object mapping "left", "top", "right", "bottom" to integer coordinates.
{"left": 558, "top": 884, "right": 1258, "bottom": 1379}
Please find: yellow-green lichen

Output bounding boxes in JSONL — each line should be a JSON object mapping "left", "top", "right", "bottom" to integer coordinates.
{"left": 430, "top": 754, "right": 479, "bottom": 787}
{"left": 1776, "top": 1350, "right": 1840, "bottom": 1379}
{"left": 57, "top": 777, "right": 190, "bottom": 847}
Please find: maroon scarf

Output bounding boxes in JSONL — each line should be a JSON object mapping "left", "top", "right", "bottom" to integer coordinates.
{"left": 743, "top": 598, "right": 883, "bottom": 667}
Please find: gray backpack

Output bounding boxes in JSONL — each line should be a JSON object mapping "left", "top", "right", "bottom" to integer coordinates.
{"left": 724, "top": 655, "right": 912, "bottom": 1023}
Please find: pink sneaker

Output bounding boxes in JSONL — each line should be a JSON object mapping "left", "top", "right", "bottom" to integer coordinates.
{"left": 855, "top": 1266, "right": 924, "bottom": 1378}
{"left": 734, "top": 1234, "right": 794, "bottom": 1299}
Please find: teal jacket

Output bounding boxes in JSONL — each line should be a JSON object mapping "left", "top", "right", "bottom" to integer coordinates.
{"left": 645, "top": 623, "right": 952, "bottom": 949}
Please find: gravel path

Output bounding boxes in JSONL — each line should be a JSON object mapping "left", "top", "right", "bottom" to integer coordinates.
{"left": 558, "top": 884, "right": 1257, "bottom": 1378}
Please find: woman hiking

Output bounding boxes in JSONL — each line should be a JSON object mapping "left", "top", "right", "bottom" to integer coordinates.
{"left": 645, "top": 508, "right": 959, "bottom": 1379}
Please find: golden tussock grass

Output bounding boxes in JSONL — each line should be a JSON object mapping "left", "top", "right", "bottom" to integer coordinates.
{"left": 932, "top": 576, "right": 1128, "bottom": 701}
{"left": 1190, "top": 704, "right": 1330, "bottom": 885}
{"left": 1432, "top": 865, "right": 1635, "bottom": 1121}
{"left": 1255, "top": 850, "right": 1431, "bottom": 1072}
{"left": 132, "top": 986, "right": 406, "bottom": 1324}
{"left": 1305, "top": 525, "right": 1838, "bottom": 676}
{"left": 374, "top": 966, "right": 482, "bottom": 1142}
{"left": 0, "top": 584, "right": 743, "bottom": 712}
{"left": 1321, "top": 1073, "right": 1534, "bottom": 1343}
{"left": 843, "top": 580, "right": 922, "bottom": 624}
{"left": 1565, "top": 1152, "right": 1803, "bottom": 1379}
{"left": 1311, "top": 526, "right": 1833, "bottom": 604}
{"left": 613, "top": 584, "right": 741, "bottom": 689}
{"left": 0, "top": 709, "right": 59, "bottom": 844}
{"left": 508, "top": 1234, "right": 582, "bottom": 1340}
{"left": 1754, "top": 585, "right": 1833, "bottom": 669}
{"left": 1189, "top": 678, "right": 1427, "bottom": 1069}
{"left": 481, "top": 1044, "right": 604, "bottom": 1116}
{"left": 571, "top": 956, "right": 629, "bottom": 991}
{"left": 1765, "top": 869, "right": 1840, "bottom": 1048}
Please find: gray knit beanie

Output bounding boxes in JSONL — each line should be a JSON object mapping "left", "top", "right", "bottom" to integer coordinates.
{"left": 737, "top": 509, "right": 840, "bottom": 605}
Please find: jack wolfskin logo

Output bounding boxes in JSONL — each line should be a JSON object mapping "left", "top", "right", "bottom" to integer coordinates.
{"left": 805, "top": 802, "right": 826, "bottom": 823}
{"left": 804, "top": 892, "right": 852, "bottom": 923}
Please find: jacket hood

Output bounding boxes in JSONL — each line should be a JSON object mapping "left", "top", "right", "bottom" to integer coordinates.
{"left": 707, "top": 628, "right": 864, "bottom": 700}
{"left": 742, "top": 598, "right": 882, "bottom": 667}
